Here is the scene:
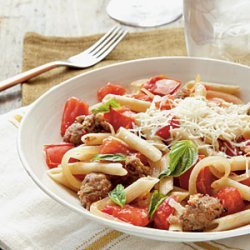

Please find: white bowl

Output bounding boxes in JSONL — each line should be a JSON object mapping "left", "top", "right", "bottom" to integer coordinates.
{"left": 18, "top": 57, "right": 250, "bottom": 242}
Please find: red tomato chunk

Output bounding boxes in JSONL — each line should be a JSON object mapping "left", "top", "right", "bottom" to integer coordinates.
{"left": 196, "top": 167, "right": 216, "bottom": 195}
{"left": 104, "top": 107, "right": 135, "bottom": 132}
{"left": 156, "top": 117, "right": 180, "bottom": 140}
{"left": 214, "top": 187, "right": 245, "bottom": 215}
{"left": 153, "top": 197, "right": 175, "bottom": 230}
{"left": 100, "top": 137, "right": 131, "bottom": 155}
{"left": 102, "top": 205, "right": 149, "bottom": 227}
{"left": 97, "top": 83, "right": 126, "bottom": 101}
{"left": 61, "top": 97, "right": 89, "bottom": 136}
{"left": 44, "top": 143, "right": 74, "bottom": 168}
{"left": 143, "top": 75, "right": 181, "bottom": 96}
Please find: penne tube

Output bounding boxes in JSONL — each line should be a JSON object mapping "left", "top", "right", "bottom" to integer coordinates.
{"left": 81, "top": 133, "right": 111, "bottom": 145}
{"left": 116, "top": 127, "right": 162, "bottom": 162}
{"left": 69, "top": 162, "right": 127, "bottom": 176}
{"left": 170, "top": 190, "right": 189, "bottom": 201}
{"left": 47, "top": 168, "right": 75, "bottom": 190}
{"left": 211, "top": 178, "right": 250, "bottom": 201}
{"left": 206, "top": 90, "right": 243, "bottom": 104}
{"left": 159, "top": 177, "right": 173, "bottom": 195}
{"left": 229, "top": 156, "right": 250, "bottom": 171}
{"left": 209, "top": 209, "right": 250, "bottom": 232}
{"left": 65, "top": 145, "right": 100, "bottom": 161}
{"left": 186, "top": 80, "right": 240, "bottom": 95}
{"left": 125, "top": 177, "right": 159, "bottom": 203}
{"left": 148, "top": 153, "right": 169, "bottom": 177}
{"left": 146, "top": 138, "right": 169, "bottom": 152}
{"left": 103, "top": 94, "right": 151, "bottom": 112}
{"left": 169, "top": 223, "right": 183, "bottom": 232}
{"left": 189, "top": 156, "right": 231, "bottom": 194}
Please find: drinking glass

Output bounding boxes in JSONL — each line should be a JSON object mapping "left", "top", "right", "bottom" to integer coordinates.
{"left": 184, "top": 0, "right": 250, "bottom": 63}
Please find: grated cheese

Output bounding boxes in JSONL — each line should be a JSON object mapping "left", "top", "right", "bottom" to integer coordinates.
{"left": 132, "top": 95, "right": 250, "bottom": 157}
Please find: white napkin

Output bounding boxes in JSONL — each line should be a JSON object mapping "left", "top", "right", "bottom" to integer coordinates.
{"left": 0, "top": 108, "right": 249, "bottom": 250}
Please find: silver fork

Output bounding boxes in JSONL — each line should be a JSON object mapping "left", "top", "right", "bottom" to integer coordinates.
{"left": 0, "top": 26, "right": 128, "bottom": 92}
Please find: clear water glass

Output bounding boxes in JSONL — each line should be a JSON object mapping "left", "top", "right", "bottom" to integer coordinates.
{"left": 184, "top": 0, "right": 250, "bottom": 63}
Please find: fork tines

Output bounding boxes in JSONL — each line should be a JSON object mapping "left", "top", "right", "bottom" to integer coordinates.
{"left": 87, "top": 26, "right": 128, "bottom": 59}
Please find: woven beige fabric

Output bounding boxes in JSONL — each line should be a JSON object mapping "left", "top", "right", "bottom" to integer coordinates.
{"left": 22, "top": 28, "right": 186, "bottom": 105}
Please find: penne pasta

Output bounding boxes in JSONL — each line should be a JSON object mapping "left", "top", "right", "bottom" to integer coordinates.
{"left": 47, "top": 167, "right": 74, "bottom": 190}
{"left": 69, "top": 162, "right": 127, "bottom": 176}
{"left": 209, "top": 209, "right": 250, "bottom": 232}
{"left": 159, "top": 177, "right": 173, "bottom": 195}
{"left": 103, "top": 94, "right": 151, "bottom": 112}
{"left": 186, "top": 80, "right": 240, "bottom": 95}
{"left": 229, "top": 156, "right": 250, "bottom": 171}
{"left": 170, "top": 190, "right": 189, "bottom": 201}
{"left": 81, "top": 133, "right": 111, "bottom": 145}
{"left": 206, "top": 90, "right": 243, "bottom": 104}
{"left": 116, "top": 127, "right": 162, "bottom": 162}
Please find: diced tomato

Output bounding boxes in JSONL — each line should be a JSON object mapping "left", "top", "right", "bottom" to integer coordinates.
{"left": 97, "top": 83, "right": 126, "bottom": 101}
{"left": 179, "top": 155, "right": 205, "bottom": 190}
{"left": 214, "top": 187, "right": 245, "bottom": 215}
{"left": 104, "top": 107, "right": 135, "bottom": 131}
{"left": 219, "top": 139, "right": 242, "bottom": 157}
{"left": 196, "top": 167, "right": 217, "bottom": 195}
{"left": 143, "top": 75, "right": 181, "bottom": 96}
{"left": 156, "top": 117, "right": 180, "bottom": 140}
{"left": 153, "top": 197, "right": 176, "bottom": 230}
{"left": 241, "top": 177, "right": 250, "bottom": 186}
{"left": 155, "top": 95, "right": 174, "bottom": 110}
{"left": 61, "top": 97, "right": 89, "bottom": 136}
{"left": 179, "top": 167, "right": 194, "bottom": 190}
{"left": 100, "top": 137, "right": 131, "bottom": 155}
{"left": 44, "top": 143, "right": 74, "bottom": 168}
{"left": 102, "top": 205, "right": 149, "bottom": 227}
{"left": 131, "top": 92, "right": 152, "bottom": 102}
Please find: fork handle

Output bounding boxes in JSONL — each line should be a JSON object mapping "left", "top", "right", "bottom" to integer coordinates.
{"left": 0, "top": 61, "right": 63, "bottom": 92}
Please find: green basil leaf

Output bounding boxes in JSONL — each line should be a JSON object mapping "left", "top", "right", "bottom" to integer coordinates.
{"left": 148, "top": 190, "right": 167, "bottom": 219}
{"left": 168, "top": 140, "right": 198, "bottom": 177}
{"left": 92, "top": 99, "right": 121, "bottom": 114}
{"left": 93, "top": 154, "right": 127, "bottom": 162}
{"left": 108, "top": 184, "right": 126, "bottom": 207}
{"left": 158, "top": 169, "right": 171, "bottom": 179}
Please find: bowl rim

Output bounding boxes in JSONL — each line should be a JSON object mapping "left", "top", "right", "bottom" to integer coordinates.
{"left": 17, "top": 56, "right": 250, "bottom": 241}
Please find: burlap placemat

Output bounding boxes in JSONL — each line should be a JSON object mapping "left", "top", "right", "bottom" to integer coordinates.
{"left": 22, "top": 28, "right": 186, "bottom": 105}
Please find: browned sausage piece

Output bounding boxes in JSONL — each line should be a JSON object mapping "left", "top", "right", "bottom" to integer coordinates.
{"left": 181, "top": 194, "right": 223, "bottom": 231}
{"left": 78, "top": 173, "right": 112, "bottom": 210}
{"left": 63, "top": 114, "right": 110, "bottom": 145}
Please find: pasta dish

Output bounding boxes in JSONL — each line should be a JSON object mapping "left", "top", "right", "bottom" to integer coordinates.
{"left": 44, "top": 75, "right": 250, "bottom": 232}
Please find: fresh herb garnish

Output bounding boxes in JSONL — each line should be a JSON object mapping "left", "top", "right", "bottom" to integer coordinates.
{"left": 93, "top": 154, "right": 127, "bottom": 162}
{"left": 148, "top": 190, "right": 167, "bottom": 219}
{"left": 159, "top": 140, "right": 198, "bottom": 178}
{"left": 92, "top": 99, "right": 120, "bottom": 114}
{"left": 109, "top": 184, "right": 126, "bottom": 207}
